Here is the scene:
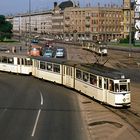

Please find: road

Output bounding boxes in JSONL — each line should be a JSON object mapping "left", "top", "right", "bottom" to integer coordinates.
{"left": 0, "top": 73, "right": 88, "bottom": 140}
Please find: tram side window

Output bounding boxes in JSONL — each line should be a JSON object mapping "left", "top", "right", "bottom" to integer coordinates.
{"left": 2, "top": 56, "right": 7, "bottom": 63}
{"left": 8, "top": 57, "right": 14, "bottom": 64}
{"left": 53, "top": 64, "right": 60, "bottom": 73}
{"left": 40, "top": 61, "right": 45, "bottom": 69}
{"left": 47, "top": 63, "right": 52, "bottom": 71}
{"left": 70, "top": 68, "right": 72, "bottom": 77}
{"left": 128, "top": 82, "right": 130, "bottom": 91}
{"left": 76, "top": 69, "right": 82, "bottom": 79}
{"left": 99, "top": 77, "right": 102, "bottom": 88}
{"left": 90, "top": 74, "right": 97, "bottom": 86}
{"left": 104, "top": 78, "right": 108, "bottom": 90}
{"left": 36, "top": 61, "right": 39, "bottom": 68}
{"left": 83, "top": 72, "right": 89, "bottom": 82}
{"left": 63, "top": 66, "right": 65, "bottom": 75}
{"left": 66, "top": 67, "right": 70, "bottom": 76}
{"left": 25, "top": 58, "right": 32, "bottom": 65}
{"left": 109, "top": 80, "right": 114, "bottom": 92}
{"left": 18, "top": 58, "right": 20, "bottom": 65}
{"left": 22, "top": 58, "right": 24, "bottom": 65}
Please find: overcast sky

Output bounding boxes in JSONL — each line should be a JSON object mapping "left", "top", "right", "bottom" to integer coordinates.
{"left": 0, "top": 0, "right": 123, "bottom": 15}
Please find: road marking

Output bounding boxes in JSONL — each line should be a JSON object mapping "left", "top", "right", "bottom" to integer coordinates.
{"left": 31, "top": 91, "right": 44, "bottom": 137}
{"left": 31, "top": 109, "right": 41, "bottom": 137}
{"left": 40, "top": 91, "right": 43, "bottom": 105}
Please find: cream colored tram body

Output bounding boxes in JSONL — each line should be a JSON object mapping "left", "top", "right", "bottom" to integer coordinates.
{"left": 0, "top": 52, "right": 32, "bottom": 75}
{"left": 32, "top": 56, "right": 65, "bottom": 84}
{"left": 74, "top": 63, "right": 130, "bottom": 107}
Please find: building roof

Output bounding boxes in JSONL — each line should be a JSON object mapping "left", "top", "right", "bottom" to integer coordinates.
{"left": 131, "top": 2, "right": 134, "bottom": 10}
{"left": 58, "top": 0, "right": 75, "bottom": 10}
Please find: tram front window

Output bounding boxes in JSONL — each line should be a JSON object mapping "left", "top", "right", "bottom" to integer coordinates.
{"left": 128, "top": 82, "right": 130, "bottom": 91}
{"left": 120, "top": 84, "right": 127, "bottom": 92}
{"left": 115, "top": 83, "right": 119, "bottom": 92}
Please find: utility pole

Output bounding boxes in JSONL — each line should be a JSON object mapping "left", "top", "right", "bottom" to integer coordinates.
{"left": 29, "top": 0, "right": 31, "bottom": 52}
{"left": 19, "top": 16, "right": 21, "bottom": 42}
{"left": 129, "top": 0, "right": 132, "bottom": 57}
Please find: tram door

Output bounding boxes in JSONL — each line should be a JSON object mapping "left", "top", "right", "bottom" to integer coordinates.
{"left": 63, "top": 65, "right": 75, "bottom": 88}
{"left": 32, "top": 59, "right": 37, "bottom": 76}
{"left": 17, "top": 58, "right": 22, "bottom": 73}
{"left": 103, "top": 78, "right": 108, "bottom": 103}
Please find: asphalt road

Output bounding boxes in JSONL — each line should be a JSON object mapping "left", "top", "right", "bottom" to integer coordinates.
{"left": 0, "top": 73, "right": 88, "bottom": 140}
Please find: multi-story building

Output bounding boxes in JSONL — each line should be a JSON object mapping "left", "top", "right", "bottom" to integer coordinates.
{"left": 7, "top": 0, "right": 75, "bottom": 39}
{"left": 11, "top": 11, "right": 52, "bottom": 37}
{"left": 6, "top": 0, "right": 135, "bottom": 41}
{"left": 123, "top": 0, "right": 134, "bottom": 39}
{"left": 64, "top": 6, "right": 124, "bottom": 41}
{"left": 52, "top": 1, "right": 76, "bottom": 39}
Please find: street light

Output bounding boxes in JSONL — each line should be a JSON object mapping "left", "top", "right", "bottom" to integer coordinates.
{"left": 28, "top": 0, "right": 31, "bottom": 52}
{"left": 129, "top": 0, "right": 132, "bottom": 57}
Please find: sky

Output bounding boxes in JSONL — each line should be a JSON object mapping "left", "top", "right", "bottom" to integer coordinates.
{"left": 0, "top": 0, "right": 123, "bottom": 16}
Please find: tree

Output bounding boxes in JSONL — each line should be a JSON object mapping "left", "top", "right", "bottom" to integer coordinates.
{"left": 0, "top": 15, "right": 13, "bottom": 41}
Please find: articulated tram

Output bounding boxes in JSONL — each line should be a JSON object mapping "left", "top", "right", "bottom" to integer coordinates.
{"left": 82, "top": 40, "right": 108, "bottom": 56}
{"left": 0, "top": 52, "right": 130, "bottom": 107}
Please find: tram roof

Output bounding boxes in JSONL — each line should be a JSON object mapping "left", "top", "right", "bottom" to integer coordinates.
{"left": 76, "top": 63, "right": 128, "bottom": 80}
{"left": 32, "top": 56, "right": 66, "bottom": 64}
{"left": 32, "top": 56, "right": 128, "bottom": 79}
{"left": 32, "top": 56, "right": 81, "bottom": 66}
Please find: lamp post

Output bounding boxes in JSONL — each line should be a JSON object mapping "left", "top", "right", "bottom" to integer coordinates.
{"left": 129, "top": 0, "right": 132, "bottom": 57}
{"left": 28, "top": 0, "right": 31, "bottom": 52}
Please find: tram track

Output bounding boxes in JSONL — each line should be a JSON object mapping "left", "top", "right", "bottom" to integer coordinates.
{"left": 104, "top": 105, "right": 140, "bottom": 135}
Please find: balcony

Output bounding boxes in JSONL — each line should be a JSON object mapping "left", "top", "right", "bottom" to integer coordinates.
{"left": 86, "top": 15, "right": 90, "bottom": 19}
{"left": 65, "top": 24, "right": 70, "bottom": 27}
{"left": 85, "top": 22, "right": 90, "bottom": 27}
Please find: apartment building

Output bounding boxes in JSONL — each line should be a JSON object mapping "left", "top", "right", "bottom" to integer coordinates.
{"left": 64, "top": 6, "right": 124, "bottom": 41}
{"left": 12, "top": 11, "right": 52, "bottom": 37}
{"left": 52, "top": 1, "right": 76, "bottom": 39}
{"left": 6, "top": 0, "right": 134, "bottom": 41}
{"left": 123, "top": 0, "right": 134, "bottom": 39}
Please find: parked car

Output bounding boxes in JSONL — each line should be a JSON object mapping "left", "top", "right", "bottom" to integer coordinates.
{"left": 55, "top": 48, "right": 64, "bottom": 58}
{"left": 43, "top": 49, "right": 54, "bottom": 58}
{"left": 30, "top": 47, "right": 40, "bottom": 56}
{"left": 31, "top": 39, "right": 39, "bottom": 43}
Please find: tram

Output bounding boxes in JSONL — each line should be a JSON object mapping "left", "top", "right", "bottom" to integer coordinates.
{"left": 74, "top": 63, "right": 130, "bottom": 107}
{"left": 82, "top": 40, "right": 107, "bottom": 56}
{"left": 0, "top": 53, "right": 130, "bottom": 107}
{"left": 0, "top": 52, "right": 32, "bottom": 75}
{"left": 32, "top": 57, "right": 130, "bottom": 107}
